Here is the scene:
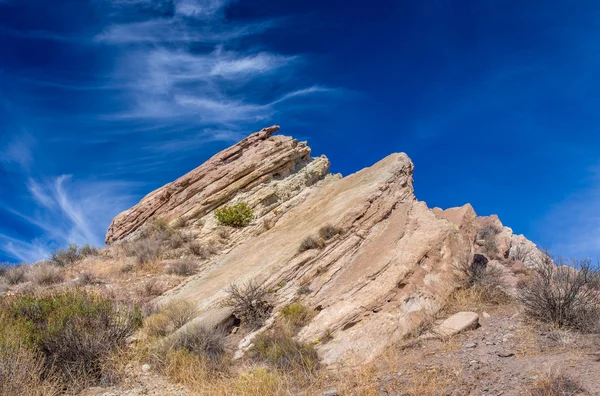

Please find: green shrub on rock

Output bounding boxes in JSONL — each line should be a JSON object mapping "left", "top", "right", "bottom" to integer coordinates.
{"left": 214, "top": 203, "right": 253, "bottom": 227}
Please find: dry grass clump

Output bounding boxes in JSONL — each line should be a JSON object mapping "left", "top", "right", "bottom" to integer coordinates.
{"left": 318, "top": 224, "right": 342, "bottom": 241}
{"left": 222, "top": 281, "right": 272, "bottom": 329}
{"left": 2, "top": 265, "right": 27, "bottom": 285}
{"left": 49, "top": 243, "right": 97, "bottom": 267}
{"left": 124, "top": 237, "right": 162, "bottom": 266}
{"left": 0, "top": 339, "right": 61, "bottom": 396}
{"left": 141, "top": 278, "right": 165, "bottom": 297}
{"left": 298, "top": 236, "right": 324, "bottom": 253}
{"left": 518, "top": 253, "right": 600, "bottom": 332}
{"left": 145, "top": 299, "right": 198, "bottom": 337}
{"left": 280, "top": 302, "right": 316, "bottom": 330}
{"left": 0, "top": 290, "right": 142, "bottom": 392}
{"left": 477, "top": 224, "right": 501, "bottom": 257}
{"left": 172, "top": 217, "right": 188, "bottom": 229}
{"left": 145, "top": 312, "right": 173, "bottom": 337}
{"left": 188, "top": 241, "right": 209, "bottom": 258}
{"left": 527, "top": 369, "right": 582, "bottom": 396}
{"left": 452, "top": 254, "right": 512, "bottom": 308}
{"left": 77, "top": 270, "right": 97, "bottom": 286}
{"left": 27, "top": 262, "right": 64, "bottom": 286}
{"left": 253, "top": 326, "right": 319, "bottom": 373}
{"left": 167, "top": 258, "right": 199, "bottom": 276}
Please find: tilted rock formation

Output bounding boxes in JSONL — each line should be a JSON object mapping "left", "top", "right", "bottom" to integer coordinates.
{"left": 106, "top": 125, "right": 333, "bottom": 244}
{"left": 107, "top": 126, "right": 542, "bottom": 365}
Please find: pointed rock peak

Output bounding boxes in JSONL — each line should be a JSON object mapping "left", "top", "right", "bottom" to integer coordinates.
{"left": 106, "top": 125, "right": 330, "bottom": 244}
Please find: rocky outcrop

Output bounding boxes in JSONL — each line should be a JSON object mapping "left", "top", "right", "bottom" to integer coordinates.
{"left": 107, "top": 126, "right": 543, "bottom": 366}
{"left": 106, "top": 125, "right": 333, "bottom": 244}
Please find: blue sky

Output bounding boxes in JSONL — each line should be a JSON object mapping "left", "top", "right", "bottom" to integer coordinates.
{"left": 1, "top": 0, "right": 599, "bottom": 263}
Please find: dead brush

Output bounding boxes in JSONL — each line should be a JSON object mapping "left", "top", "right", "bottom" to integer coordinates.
{"left": 167, "top": 259, "right": 199, "bottom": 277}
{"left": 3, "top": 265, "right": 27, "bottom": 285}
{"left": 318, "top": 224, "right": 342, "bottom": 241}
{"left": 451, "top": 254, "right": 512, "bottom": 309}
{"left": 527, "top": 369, "right": 583, "bottom": 396}
{"left": 27, "top": 262, "right": 64, "bottom": 286}
{"left": 221, "top": 281, "right": 272, "bottom": 329}
{"left": 517, "top": 253, "right": 600, "bottom": 332}
{"left": 280, "top": 302, "right": 317, "bottom": 331}
{"left": 298, "top": 236, "right": 324, "bottom": 253}
{"left": 252, "top": 325, "right": 319, "bottom": 373}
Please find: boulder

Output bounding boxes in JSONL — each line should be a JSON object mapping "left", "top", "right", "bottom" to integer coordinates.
{"left": 437, "top": 312, "right": 480, "bottom": 337}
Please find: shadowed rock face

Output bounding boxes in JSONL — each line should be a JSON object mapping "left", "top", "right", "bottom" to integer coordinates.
{"left": 107, "top": 126, "right": 542, "bottom": 365}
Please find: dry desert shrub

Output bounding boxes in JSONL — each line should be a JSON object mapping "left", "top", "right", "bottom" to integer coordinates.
{"left": 518, "top": 253, "right": 600, "bottom": 332}
{"left": 3, "top": 265, "right": 27, "bottom": 285}
{"left": 0, "top": 339, "right": 61, "bottom": 396}
{"left": 222, "top": 281, "right": 272, "bottom": 329}
{"left": 0, "top": 290, "right": 142, "bottom": 391}
{"left": 124, "top": 237, "right": 162, "bottom": 266}
{"left": 167, "top": 258, "right": 199, "bottom": 276}
{"left": 187, "top": 241, "right": 208, "bottom": 258}
{"left": 527, "top": 369, "right": 583, "bottom": 396}
{"left": 253, "top": 326, "right": 319, "bottom": 373}
{"left": 141, "top": 278, "right": 165, "bottom": 297}
{"left": 477, "top": 224, "right": 501, "bottom": 258}
{"left": 162, "top": 299, "right": 198, "bottom": 330}
{"left": 451, "top": 254, "right": 512, "bottom": 308}
{"left": 280, "top": 302, "right": 316, "bottom": 330}
{"left": 318, "top": 224, "right": 342, "bottom": 241}
{"left": 77, "top": 270, "right": 97, "bottom": 286}
{"left": 144, "top": 299, "right": 197, "bottom": 337}
{"left": 27, "top": 262, "right": 64, "bottom": 286}
{"left": 298, "top": 236, "right": 324, "bottom": 253}
{"left": 145, "top": 312, "right": 173, "bottom": 337}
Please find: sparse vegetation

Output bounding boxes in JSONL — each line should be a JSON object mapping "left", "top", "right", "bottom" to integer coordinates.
{"left": 518, "top": 253, "right": 600, "bottom": 332}
{"left": 452, "top": 254, "right": 511, "bottom": 306}
{"left": 167, "top": 259, "right": 199, "bottom": 276}
{"left": 280, "top": 302, "right": 316, "bottom": 330}
{"left": 298, "top": 236, "right": 324, "bottom": 253}
{"left": 172, "top": 217, "right": 188, "bottom": 229}
{"left": 27, "top": 262, "right": 64, "bottom": 286}
{"left": 77, "top": 270, "right": 97, "bottom": 286}
{"left": 527, "top": 369, "right": 582, "bottom": 396}
{"left": 0, "top": 290, "right": 142, "bottom": 391}
{"left": 222, "top": 281, "right": 272, "bottom": 329}
{"left": 3, "top": 265, "right": 27, "bottom": 285}
{"left": 187, "top": 241, "right": 207, "bottom": 258}
{"left": 50, "top": 244, "right": 81, "bottom": 267}
{"left": 214, "top": 202, "right": 254, "bottom": 227}
{"left": 124, "top": 237, "right": 161, "bottom": 266}
{"left": 79, "top": 244, "right": 99, "bottom": 257}
{"left": 163, "top": 324, "right": 226, "bottom": 362}
{"left": 141, "top": 278, "right": 165, "bottom": 297}
{"left": 161, "top": 299, "right": 198, "bottom": 330}
{"left": 318, "top": 224, "right": 342, "bottom": 240}
{"left": 253, "top": 326, "right": 319, "bottom": 372}
{"left": 477, "top": 224, "right": 501, "bottom": 258}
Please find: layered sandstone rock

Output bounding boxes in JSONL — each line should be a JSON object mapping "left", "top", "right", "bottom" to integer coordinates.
{"left": 107, "top": 126, "right": 543, "bottom": 365}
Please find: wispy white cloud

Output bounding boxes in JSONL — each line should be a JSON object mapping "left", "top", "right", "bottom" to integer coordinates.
{"left": 0, "top": 133, "right": 35, "bottom": 171}
{"left": 538, "top": 163, "right": 600, "bottom": 259}
{"left": 0, "top": 176, "right": 140, "bottom": 262}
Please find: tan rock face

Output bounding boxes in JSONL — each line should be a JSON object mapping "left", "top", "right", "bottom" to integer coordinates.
{"left": 107, "top": 126, "right": 542, "bottom": 365}
{"left": 106, "top": 125, "right": 332, "bottom": 244}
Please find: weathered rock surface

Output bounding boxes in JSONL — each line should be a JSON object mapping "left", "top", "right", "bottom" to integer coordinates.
{"left": 436, "top": 311, "right": 480, "bottom": 337}
{"left": 107, "top": 126, "right": 543, "bottom": 366}
{"left": 106, "top": 125, "right": 333, "bottom": 244}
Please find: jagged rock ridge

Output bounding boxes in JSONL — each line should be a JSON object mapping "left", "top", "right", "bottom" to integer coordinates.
{"left": 106, "top": 126, "right": 542, "bottom": 365}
